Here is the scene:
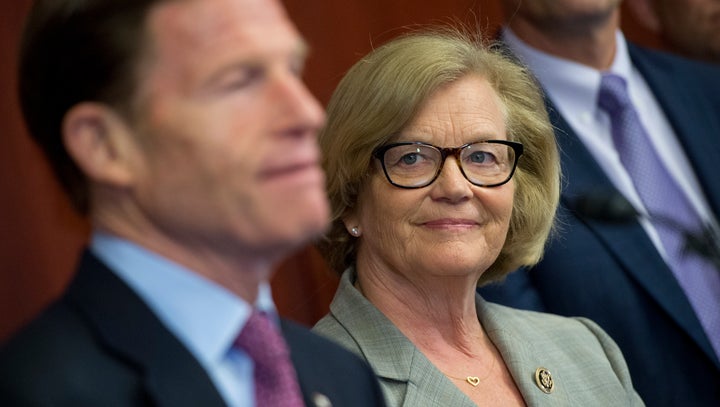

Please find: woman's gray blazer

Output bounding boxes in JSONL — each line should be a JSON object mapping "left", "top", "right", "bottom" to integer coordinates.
{"left": 314, "top": 269, "right": 644, "bottom": 406}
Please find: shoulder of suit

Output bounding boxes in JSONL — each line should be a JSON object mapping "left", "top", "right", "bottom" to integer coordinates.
{"left": 629, "top": 41, "right": 720, "bottom": 81}
{"left": 1, "top": 300, "right": 94, "bottom": 365}
{"left": 0, "top": 299, "right": 141, "bottom": 402}
{"left": 484, "top": 300, "right": 599, "bottom": 337}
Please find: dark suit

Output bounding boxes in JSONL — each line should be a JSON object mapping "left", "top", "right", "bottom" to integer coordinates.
{"left": 480, "top": 44, "right": 720, "bottom": 406}
{"left": 0, "top": 251, "right": 386, "bottom": 407}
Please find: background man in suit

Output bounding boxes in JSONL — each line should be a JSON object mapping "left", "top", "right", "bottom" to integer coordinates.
{"left": 480, "top": 0, "right": 720, "bottom": 405}
{"left": 0, "top": 0, "right": 386, "bottom": 406}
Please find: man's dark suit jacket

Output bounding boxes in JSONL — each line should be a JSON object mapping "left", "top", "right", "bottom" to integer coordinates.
{"left": 0, "top": 251, "right": 386, "bottom": 407}
{"left": 480, "top": 44, "right": 720, "bottom": 406}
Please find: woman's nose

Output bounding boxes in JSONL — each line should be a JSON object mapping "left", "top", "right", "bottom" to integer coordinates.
{"left": 430, "top": 157, "right": 473, "bottom": 202}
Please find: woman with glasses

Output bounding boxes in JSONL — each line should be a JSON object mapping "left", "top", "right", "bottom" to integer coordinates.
{"left": 313, "top": 28, "right": 643, "bottom": 406}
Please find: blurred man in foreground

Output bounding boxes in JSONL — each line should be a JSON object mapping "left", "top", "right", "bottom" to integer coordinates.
{"left": 0, "top": 0, "right": 386, "bottom": 406}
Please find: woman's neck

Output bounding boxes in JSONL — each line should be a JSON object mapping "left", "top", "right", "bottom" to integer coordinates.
{"left": 355, "top": 262, "right": 484, "bottom": 356}
{"left": 354, "top": 263, "right": 525, "bottom": 406}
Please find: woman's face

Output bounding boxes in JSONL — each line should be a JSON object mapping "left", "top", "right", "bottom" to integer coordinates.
{"left": 347, "top": 74, "right": 515, "bottom": 282}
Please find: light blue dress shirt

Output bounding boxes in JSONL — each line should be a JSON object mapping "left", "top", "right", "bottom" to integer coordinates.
{"left": 91, "top": 231, "right": 277, "bottom": 407}
{"left": 502, "top": 28, "right": 719, "bottom": 258}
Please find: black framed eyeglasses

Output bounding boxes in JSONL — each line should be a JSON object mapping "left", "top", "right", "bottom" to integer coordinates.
{"left": 372, "top": 140, "right": 523, "bottom": 189}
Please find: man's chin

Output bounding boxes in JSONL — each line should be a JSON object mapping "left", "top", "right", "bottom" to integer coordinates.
{"left": 262, "top": 206, "right": 329, "bottom": 251}
{"left": 292, "top": 206, "right": 331, "bottom": 242}
{"left": 251, "top": 223, "right": 328, "bottom": 267}
{"left": 284, "top": 189, "right": 330, "bottom": 230}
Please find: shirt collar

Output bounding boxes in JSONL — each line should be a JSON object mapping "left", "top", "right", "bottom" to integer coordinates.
{"left": 501, "top": 27, "right": 633, "bottom": 115}
{"left": 90, "top": 231, "right": 277, "bottom": 368}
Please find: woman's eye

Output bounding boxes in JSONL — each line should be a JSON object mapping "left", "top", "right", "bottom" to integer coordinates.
{"left": 469, "top": 151, "right": 492, "bottom": 163}
{"left": 401, "top": 153, "right": 420, "bottom": 165}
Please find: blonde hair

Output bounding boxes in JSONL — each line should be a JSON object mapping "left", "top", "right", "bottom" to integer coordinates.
{"left": 318, "top": 27, "right": 560, "bottom": 285}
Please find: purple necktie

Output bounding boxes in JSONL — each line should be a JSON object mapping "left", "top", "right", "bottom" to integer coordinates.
{"left": 598, "top": 73, "right": 720, "bottom": 358}
{"left": 235, "top": 310, "right": 305, "bottom": 407}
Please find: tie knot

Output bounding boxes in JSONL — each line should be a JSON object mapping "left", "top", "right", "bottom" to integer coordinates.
{"left": 234, "top": 310, "right": 289, "bottom": 363}
{"left": 598, "top": 73, "right": 631, "bottom": 114}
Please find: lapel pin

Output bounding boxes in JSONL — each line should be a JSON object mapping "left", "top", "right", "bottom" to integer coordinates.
{"left": 534, "top": 367, "right": 555, "bottom": 394}
{"left": 312, "top": 392, "right": 332, "bottom": 407}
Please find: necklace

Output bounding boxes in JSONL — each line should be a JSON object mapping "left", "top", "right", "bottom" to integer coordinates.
{"left": 441, "top": 355, "right": 496, "bottom": 387}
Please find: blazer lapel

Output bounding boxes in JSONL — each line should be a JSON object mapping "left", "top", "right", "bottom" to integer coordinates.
{"left": 66, "top": 251, "right": 227, "bottom": 407}
{"left": 400, "top": 351, "right": 475, "bottom": 407}
{"left": 478, "top": 296, "right": 571, "bottom": 407}
{"left": 549, "top": 90, "right": 718, "bottom": 365}
{"left": 327, "top": 270, "right": 475, "bottom": 407}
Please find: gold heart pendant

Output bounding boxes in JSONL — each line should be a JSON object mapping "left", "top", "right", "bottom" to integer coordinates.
{"left": 466, "top": 376, "right": 480, "bottom": 386}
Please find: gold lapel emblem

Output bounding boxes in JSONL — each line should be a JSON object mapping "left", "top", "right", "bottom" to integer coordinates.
{"left": 534, "top": 367, "right": 554, "bottom": 394}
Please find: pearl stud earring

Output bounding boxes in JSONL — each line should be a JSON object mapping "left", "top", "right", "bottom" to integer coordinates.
{"left": 350, "top": 227, "right": 360, "bottom": 237}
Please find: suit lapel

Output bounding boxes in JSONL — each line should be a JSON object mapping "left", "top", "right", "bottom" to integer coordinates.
{"left": 66, "top": 251, "right": 227, "bottom": 407}
{"left": 327, "top": 270, "right": 475, "bottom": 407}
{"left": 628, "top": 44, "right": 720, "bottom": 216}
{"left": 401, "top": 351, "right": 476, "bottom": 407}
{"left": 281, "top": 321, "right": 322, "bottom": 407}
{"left": 549, "top": 79, "right": 719, "bottom": 364}
{"left": 629, "top": 47, "right": 720, "bottom": 367}
{"left": 478, "top": 296, "right": 571, "bottom": 406}
{"left": 283, "top": 319, "right": 354, "bottom": 407}
{"left": 479, "top": 296, "right": 653, "bottom": 406}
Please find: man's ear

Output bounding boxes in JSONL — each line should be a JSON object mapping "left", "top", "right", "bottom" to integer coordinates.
{"left": 62, "top": 102, "right": 142, "bottom": 187}
{"left": 625, "top": 0, "right": 661, "bottom": 32}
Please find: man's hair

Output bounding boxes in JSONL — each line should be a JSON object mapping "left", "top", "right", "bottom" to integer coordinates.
{"left": 18, "top": 0, "right": 167, "bottom": 213}
{"left": 318, "top": 27, "right": 561, "bottom": 285}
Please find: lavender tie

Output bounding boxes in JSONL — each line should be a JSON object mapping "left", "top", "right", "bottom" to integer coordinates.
{"left": 597, "top": 73, "right": 720, "bottom": 358}
{"left": 235, "top": 310, "right": 305, "bottom": 407}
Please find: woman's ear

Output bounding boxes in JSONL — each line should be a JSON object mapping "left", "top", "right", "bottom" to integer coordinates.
{"left": 625, "top": 0, "right": 661, "bottom": 32}
{"left": 62, "top": 102, "right": 142, "bottom": 187}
